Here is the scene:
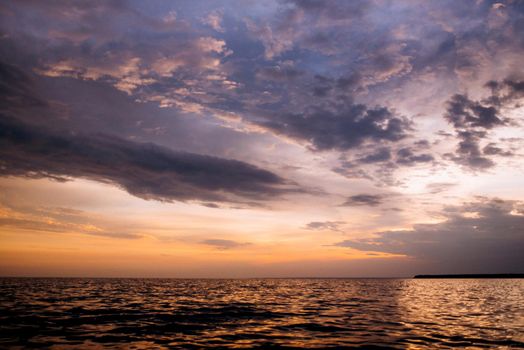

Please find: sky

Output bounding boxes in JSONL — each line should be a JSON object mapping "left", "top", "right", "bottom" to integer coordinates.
{"left": 0, "top": 0, "right": 523, "bottom": 277}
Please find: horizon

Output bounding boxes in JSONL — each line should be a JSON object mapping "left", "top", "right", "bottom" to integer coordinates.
{"left": 1, "top": 0, "right": 524, "bottom": 278}
{"left": 2, "top": 274, "right": 523, "bottom": 279}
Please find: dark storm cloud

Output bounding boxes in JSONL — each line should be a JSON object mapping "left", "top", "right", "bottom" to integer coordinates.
{"left": 334, "top": 198, "right": 524, "bottom": 273}
{"left": 0, "top": 117, "right": 292, "bottom": 204}
{"left": 341, "top": 194, "right": 384, "bottom": 207}
{"left": 199, "top": 239, "right": 250, "bottom": 249}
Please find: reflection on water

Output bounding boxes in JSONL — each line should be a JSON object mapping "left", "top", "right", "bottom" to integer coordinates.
{"left": 0, "top": 278, "right": 522, "bottom": 349}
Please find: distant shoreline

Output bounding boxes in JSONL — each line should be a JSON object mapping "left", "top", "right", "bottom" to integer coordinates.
{"left": 414, "top": 274, "right": 524, "bottom": 279}
{"left": 1, "top": 275, "right": 523, "bottom": 279}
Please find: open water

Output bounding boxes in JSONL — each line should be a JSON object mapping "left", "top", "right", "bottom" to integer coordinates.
{"left": 0, "top": 278, "right": 523, "bottom": 349}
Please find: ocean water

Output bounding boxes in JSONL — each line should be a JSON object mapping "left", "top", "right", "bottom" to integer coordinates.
{"left": 0, "top": 278, "right": 523, "bottom": 349}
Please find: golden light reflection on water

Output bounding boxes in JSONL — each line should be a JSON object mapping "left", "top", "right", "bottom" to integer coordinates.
{"left": 397, "top": 279, "right": 524, "bottom": 347}
{"left": 0, "top": 278, "right": 522, "bottom": 349}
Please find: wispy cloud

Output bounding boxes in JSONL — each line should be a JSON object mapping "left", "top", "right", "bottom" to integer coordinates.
{"left": 341, "top": 194, "right": 385, "bottom": 207}
{"left": 305, "top": 221, "right": 345, "bottom": 232}
{"left": 199, "top": 239, "right": 250, "bottom": 250}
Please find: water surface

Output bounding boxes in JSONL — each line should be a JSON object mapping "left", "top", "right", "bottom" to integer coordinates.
{"left": 1, "top": 278, "right": 523, "bottom": 349}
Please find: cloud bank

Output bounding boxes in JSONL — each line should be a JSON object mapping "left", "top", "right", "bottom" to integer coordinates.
{"left": 335, "top": 198, "right": 524, "bottom": 273}
{"left": 0, "top": 117, "right": 292, "bottom": 204}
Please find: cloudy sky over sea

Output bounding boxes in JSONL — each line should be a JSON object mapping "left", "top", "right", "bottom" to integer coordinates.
{"left": 1, "top": 0, "right": 523, "bottom": 277}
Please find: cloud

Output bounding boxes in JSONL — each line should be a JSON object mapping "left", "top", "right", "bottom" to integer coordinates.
{"left": 202, "top": 11, "right": 224, "bottom": 32}
{"left": 341, "top": 194, "right": 384, "bottom": 207}
{"left": 0, "top": 205, "right": 142, "bottom": 240}
{"left": 334, "top": 198, "right": 524, "bottom": 273}
{"left": 199, "top": 239, "right": 250, "bottom": 249}
{"left": 0, "top": 62, "right": 46, "bottom": 111}
{"left": 305, "top": 221, "right": 345, "bottom": 231}
{"left": 201, "top": 202, "right": 220, "bottom": 209}
{"left": 334, "top": 143, "right": 437, "bottom": 186}
{"left": 1, "top": 1, "right": 234, "bottom": 99}
{"left": 444, "top": 130, "right": 495, "bottom": 169}
{"left": 395, "top": 147, "right": 434, "bottom": 166}
{"left": 288, "top": 0, "right": 370, "bottom": 20}
{"left": 0, "top": 117, "right": 293, "bottom": 204}
{"left": 425, "top": 182, "right": 457, "bottom": 194}
{"left": 445, "top": 94, "right": 504, "bottom": 130}
{"left": 357, "top": 147, "right": 392, "bottom": 164}
{"left": 256, "top": 65, "right": 304, "bottom": 82}
{"left": 260, "top": 103, "right": 411, "bottom": 152}
{"left": 482, "top": 143, "right": 513, "bottom": 156}
{"left": 484, "top": 78, "right": 524, "bottom": 106}
{"left": 245, "top": 0, "right": 371, "bottom": 59}
{"left": 0, "top": 57, "right": 295, "bottom": 207}
{"left": 443, "top": 77, "right": 523, "bottom": 170}
{"left": 1, "top": 0, "right": 523, "bottom": 196}
{"left": 4, "top": 1, "right": 522, "bottom": 163}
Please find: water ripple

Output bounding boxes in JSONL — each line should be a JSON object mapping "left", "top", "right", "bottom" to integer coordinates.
{"left": 1, "top": 278, "right": 523, "bottom": 349}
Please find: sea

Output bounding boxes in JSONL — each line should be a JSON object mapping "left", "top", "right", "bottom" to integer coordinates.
{"left": 0, "top": 278, "right": 523, "bottom": 349}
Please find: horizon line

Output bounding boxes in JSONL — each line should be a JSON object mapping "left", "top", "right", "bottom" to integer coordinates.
{"left": 2, "top": 274, "right": 523, "bottom": 279}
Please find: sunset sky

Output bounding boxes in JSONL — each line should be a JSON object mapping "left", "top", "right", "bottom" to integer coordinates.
{"left": 1, "top": 0, "right": 523, "bottom": 277}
